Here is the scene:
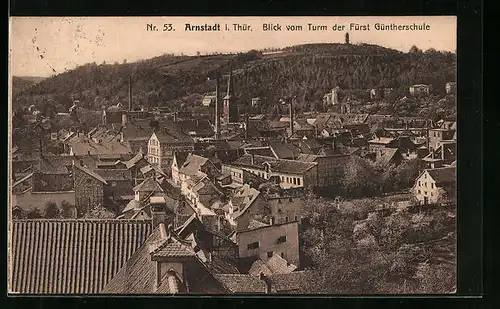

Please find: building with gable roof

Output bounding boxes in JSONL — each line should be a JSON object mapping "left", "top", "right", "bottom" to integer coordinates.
{"left": 412, "top": 166, "right": 456, "bottom": 204}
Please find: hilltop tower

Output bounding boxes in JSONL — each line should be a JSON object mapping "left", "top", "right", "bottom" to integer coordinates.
{"left": 345, "top": 32, "right": 350, "bottom": 44}
{"left": 222, "top": 62, "right": 239, "bottom": 124}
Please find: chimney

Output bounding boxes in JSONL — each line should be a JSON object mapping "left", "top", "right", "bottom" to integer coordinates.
{"left": 122, "top": 111, "right": 127, "bottom": 127}
{"left": 173, "top": 112, "right": 177, "bottom": 122}
{"left": 214, "top": 73, "right": 220, "bottom": 139}
{"left": 259, "top": 273, "right": 272, "bottom": 294}
{"left": 289, "top": 97, "right": 294, "bottom": 137}
{"left": 250, "top": 153, "right": 255, "bottom": 165}
{"left": 244, "top": 111, "right": 249, "bottom": 140}
{"left": 128, "top": 75, "right": 132, "bottom": 111}
{"left": 152, "top": 202, "right": 168, "bottom": 228}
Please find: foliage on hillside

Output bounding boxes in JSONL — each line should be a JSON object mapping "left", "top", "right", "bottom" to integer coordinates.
{"left": 12, "top": 43, "right": 456, "bottom": 117}
{"left": 300, "top": 192, "right": 456, "bottom": 294}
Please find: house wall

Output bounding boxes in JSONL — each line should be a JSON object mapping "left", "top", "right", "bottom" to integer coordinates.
{"left": 316, "top": 155, "right": 349, "bottom": 188}
{"left": 428, "top": 130, "right": 455, "bottom": 151}
{"left": 73, "top": 166, "right": 105, "bottom": 214}
{"left": 12, "top": 189, "right": 76, "bottom": 213}
{"left": 236, "top": 221, "right": 300, "bottom": 266}
{"left": 267, "top": 196, "right": 302, "bottom": 225}
{"left": 413, "top": 171, "right": 440, "bottom": 204}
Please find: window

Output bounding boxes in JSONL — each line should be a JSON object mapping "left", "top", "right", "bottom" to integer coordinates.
{"left": 418, "top": 181, "right": 421, "bottom": 186}
{"left": 278, "top": 199, "right": 282, "bottom": 204}
{"left": 277, "top": 236, "right": 287, "bottom": 244}
{"left": 294, "top": 215, "right": 298, "bottom": 221}
{"left": 297, "top": 178, "right": 301, "bottom": 186}
{"left": 431, "top": 183, "right": 434, "bottom": 189}
{"left": 293, "top": 178, "right": 297, "bottom": 185}
{"left": 418, "top": 190, "right": 421, "bottom": 194}
{"left": 431, "top": 192, "right": 433, "bottom": 196}
{"left": 288, "top": 198, "right": 293, "bottom": 202}
{"left": 424, "top": 191, "right": 427, "bottom": 196}
{"left": 267, "top": 251, "right": 273, "bottom": 258}
{"left": 280, "top": 252, "right": 285, "bottom": 258}
{"left": 247, "top": 242, "right": 259, "bottom": 250}
{"left": 271, "top": 217, "right": 276, "bottom": 224}
{"left": 424, "top": 182, "right": 427, "bottom": 188}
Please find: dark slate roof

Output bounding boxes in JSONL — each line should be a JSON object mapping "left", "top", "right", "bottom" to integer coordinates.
{"left": 95, "top": 169, "right": 132, "bottom": 181}
{"left": 133, "top": 177, "right": 164, "bottom": 192}
{"left": 426, "top": 167, "right": 456, "bottom": 185}
{"left": 269, "top": 141, "right": 302, "bottom": 160}
{"left": 231, "top": 154, "right": 316, "bottom": 175}
{"left": 10, "top": 219, "right": 154, "bottom": 294}
{"left": 153, "top": 125, "right": 194, "bottom": 143}
{"left": 177, "top": 119, "right": 214, "bottom": 137}
{"left": 73, "top": 163, "right": 108, "bottom": 184}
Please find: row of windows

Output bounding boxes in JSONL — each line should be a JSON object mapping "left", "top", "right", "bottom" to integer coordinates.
{"left": 246, "top": 235, "right": 288, "bottom": 250}
{"left": 232, "top": 171, "right": 242, "bottom": 178}
{"left": 280, "top": 176, "right": 301, "bottom": 186}
{"left": 150, "top": 139, "right": 159, "bottom": 146}
{"left": 417, "top": 181, "right": 434, "bottom": 189}
{"left": 267, "top": 251, "right": 286, "bottom": 259}
{"left": 417, "top": 190, "right": 434, "bottom": 196}
{"left": 270, "top": 216, "right": 299, "bottom": 224}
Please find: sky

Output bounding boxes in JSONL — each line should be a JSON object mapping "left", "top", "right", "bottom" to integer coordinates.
{"left": 10, "top": 16, "right": 456, "bottom": 77}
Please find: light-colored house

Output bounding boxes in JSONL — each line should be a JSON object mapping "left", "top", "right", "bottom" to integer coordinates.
{"left": 412, "top": 167, "right": 456, "bottom": 204}
{"left": 233, "top": 220, "right": 300, "bottom": 267}
{"left": 409, "top": 84, "right": 431, "bottom": 96}
{"left": 147, "top": 129, "right": 195, "bottom": 174}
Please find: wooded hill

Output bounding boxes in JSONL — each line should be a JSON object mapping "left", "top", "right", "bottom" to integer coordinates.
{"left": 12, "top": 43, "right": 456, "bottom": 116}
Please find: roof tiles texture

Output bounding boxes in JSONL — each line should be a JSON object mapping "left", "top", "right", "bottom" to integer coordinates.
{"left": 10, "top": 220, "right": 153, "bottom": 294}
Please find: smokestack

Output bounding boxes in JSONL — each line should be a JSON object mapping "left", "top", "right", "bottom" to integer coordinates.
{"left": 289, "top": 97, "right": 294, "bottom": 137}
{"left": 173, "top": 111, "right": 177, "bottom": 122}
{"left": 250, "top": 153, "right": 255, "bottom": 165}
{"left": 259, "top": 273, "right": 272, "bottom": 294}
{"left": 128, "top": 76, "right": 132, "bottom": 111}
{"left": 214, "top": 73, "right": 220, "bottom": 139}
{"left": 244, "top": 109, "right": 249, "bottom": 140}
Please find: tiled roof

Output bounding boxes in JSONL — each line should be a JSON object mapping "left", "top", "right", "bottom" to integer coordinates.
{"left": 231, "top": 154, "right": 316, "bottom": 175}
{"left": 247, "top": 219, "right": 269, "bottom": 229}
{"left": 124, "top": 152, "right": 146, "bottom": 169}
{"left": 179, "top": 154, "right": 210, "bottom": 176}
{"left": 10, "top": 219, "right": 154, "bottom": 294}
{"left": 248, "top": 260, "right": 273, "bottom": 276}
{"left": 95, "top": 169, "right": 132, "bottom": 181}
{"left": 269, "top": 141, "right": 302, "bottom": 160}
{"left": 133, "top": 177, "right": 164, "bottom": 193}
{"left": 151, "top": 240, "right": 196, "bottom": 258}
{"left": 426, "top": 167, "right": 456, "bottom": 185}
{"left": 265, "top": 255, "right": 298, "bottom": 274}
{"left": 376, "top": 148, "right": 401, "bottom": 167}
{"left": 74, "top": 163, "right": 108, "bottom": 184}
{"left": 177, "top": 119, "right": 214, "bottom": 137}
{"left": 213, "top": 274, "right": 268, "bottom": 293}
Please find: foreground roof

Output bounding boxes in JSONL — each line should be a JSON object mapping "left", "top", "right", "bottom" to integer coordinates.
{"left": 10, "top": 219, "right": 153, "bottom": 294}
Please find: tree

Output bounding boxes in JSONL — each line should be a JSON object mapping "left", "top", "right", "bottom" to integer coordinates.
{"left": 45, "top": 202, "right": 60, "bottom": 218}
{"left": 27, "top": 208, "right": 42, "bottom": 219}
{"left": 340, "top": 157, "right": 382, "bottom": 197}
{"left": 83, "top": 203, "right": 115, "bottom": 219}
{"left": 61, "top": 200, "right": 76, "bottom": 218}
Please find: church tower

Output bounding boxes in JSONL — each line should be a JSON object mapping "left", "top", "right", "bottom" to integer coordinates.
{"left": 223, "top": 62, "right": 239, "bottom": 124}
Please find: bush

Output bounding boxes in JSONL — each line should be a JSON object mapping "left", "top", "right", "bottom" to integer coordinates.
{"left": 27, "top": 208, "right": 42, "bottom": 219}
{"left": 45, "top": 202, "right": 60, "bottom": 218}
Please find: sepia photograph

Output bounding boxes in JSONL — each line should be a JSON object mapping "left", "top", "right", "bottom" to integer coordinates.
{"left": 8, "top": 16, "right": 457, "bottom": 295}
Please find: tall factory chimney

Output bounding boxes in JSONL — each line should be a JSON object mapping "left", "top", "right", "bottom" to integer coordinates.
{"left": 214, "top": 72, "right": 220, "bottom": 139}
{"left": 244, "top": 107, "right": 249, "bottom": 140}
{"left": 289, "top": 97, "right": 295, "bottom": 137}
{"left": 128, "top": 75, "right": 132, "bottom": 111}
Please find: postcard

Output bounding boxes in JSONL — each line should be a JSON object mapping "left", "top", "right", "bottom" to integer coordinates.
{"left": 8, "top": 16, "right": 457, "bottom": 295}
